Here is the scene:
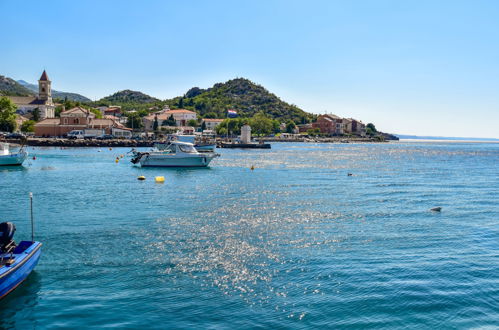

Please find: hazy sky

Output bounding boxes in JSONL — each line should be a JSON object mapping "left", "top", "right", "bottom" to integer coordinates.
{"left": 1, "top": 0, "right": 499, "bottom": 138}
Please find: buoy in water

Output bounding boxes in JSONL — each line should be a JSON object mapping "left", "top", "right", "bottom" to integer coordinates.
{"left": 347, "top": 173, "right": 353, "bottom": 176}
{"left": 250, "top": 165, "right": 255, "bottom": 170}
{"left": 430, "top": 207, "right": 442, "bottom": 212}
{"left": 32, "top": 156, "right": 36, "bottom": 160}
{"left": 115, "top": 158, "right": 119, "bottom": 163}
{"left": 109, "top": 148, "right": 112, "bottom": 151}
{"left": 155, "top": 176, "right": 165, "bottom": 183}
{"left": 138, "top": 176, "right": 146, "bottom": 181}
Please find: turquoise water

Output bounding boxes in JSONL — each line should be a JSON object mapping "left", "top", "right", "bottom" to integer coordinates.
{"left": 0, "top": 142, "right": 498, "bottom": 328}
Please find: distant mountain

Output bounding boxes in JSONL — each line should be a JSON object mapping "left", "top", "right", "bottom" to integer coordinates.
{"left": 17, "top": 79, "right": 91, "bottom": 102}
{"left": 396, "top": 134, "right": 499, "bottom": 141}
{"left": 166, "top": 78, "right": 313, "bottom": 123}
{"left": 99, "top": 89, "right": 160, "bottom": 104}
{"left": 0, "top": 76, "right": 35, "bottom": 96}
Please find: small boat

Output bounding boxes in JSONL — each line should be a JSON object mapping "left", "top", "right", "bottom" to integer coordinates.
{"left": 1, "top": 193, "right": 42, "bottom": 300}
{"left": 131, "top": 141, "right": 220, "bottom": 167}
{"left": 0, "top": 142, "right": 28, "bottom": 166}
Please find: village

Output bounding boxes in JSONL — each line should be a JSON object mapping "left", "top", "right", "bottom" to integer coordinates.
{"left": 1, "top": 71, "right": 388, "bottom": 144}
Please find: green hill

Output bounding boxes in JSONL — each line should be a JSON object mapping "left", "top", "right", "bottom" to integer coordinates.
{"left": 166, "top": 78, "right": 313, "bottom": 123}
{"left": 0, "top": 76, "right": 35, "bottom": 96}
{"left": 100, "top": 89, "right": 160, "bottom": 104}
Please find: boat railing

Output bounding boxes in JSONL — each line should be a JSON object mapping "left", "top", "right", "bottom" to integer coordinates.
{"left": 0, "top": 241, "right": 16, "bottom": 266}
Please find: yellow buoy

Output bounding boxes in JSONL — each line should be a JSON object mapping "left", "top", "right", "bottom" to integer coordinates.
{"left": 115, "top": 158, "right": 119, "bottom": 163}
{"left": 155, "top": 176, "right": 165, "bottom": 183}
{"left": 138, "top": 176, "right": 146, "bottom": 181}
{"left": 109, "top": 147, "right": 112, "bottom": 151}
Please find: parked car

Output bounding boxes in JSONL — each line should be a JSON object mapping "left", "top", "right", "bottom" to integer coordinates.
{"left": 67, "top": 130, "right": 84, "bottom": 139}
{"left": 96, "top": 134, "right": 114, "bottom": 140}
{"left": 84, "top": 129, "right": 105, "bottom": 139}
{"left": 5, "top": 132, "right": 25, "bottom": 139}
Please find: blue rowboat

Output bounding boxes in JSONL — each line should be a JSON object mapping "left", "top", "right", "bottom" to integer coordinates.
{"left": 0, "top": 222, "right": 42, "bottom": 300}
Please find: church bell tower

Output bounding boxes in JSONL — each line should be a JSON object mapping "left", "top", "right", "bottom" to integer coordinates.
{"left": 38, "top": 70, "right": 52, "bottom": 102}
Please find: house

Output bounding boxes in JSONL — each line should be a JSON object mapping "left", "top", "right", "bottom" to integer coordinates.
{"left": 201, "top": 118, "right": 224, "bottom": 131}
{"left": 8, "top": 70, "right": 55, "bottom": 120}
{"left": 312, "top": 114, "right": 344, "bottom": 135}
{"left": 297, "top": 123, "right": 313, "bottom": 133}
{"left": 34, "top": 107, "right": 131, "bottom": 137}
{"left": 103, "top": 106, "right": 122, "bottom": 117}
{"left": 343, "top": 118, "right": 366, "bottom": 136}
{"left": 143, "top": 109, "right": 197, "bottom": 131}
{"left": 15, "top": 114, "right": 30, "bottom": 132}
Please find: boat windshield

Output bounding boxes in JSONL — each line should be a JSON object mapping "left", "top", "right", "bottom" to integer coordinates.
{"left": 178, "top": 144, "right": 197, "bottom": 153}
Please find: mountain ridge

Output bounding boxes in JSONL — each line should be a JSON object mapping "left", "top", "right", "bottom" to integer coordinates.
{"left": 0, "top": 76, "right": 35, "bottom": 97}
{"left": 99, "top": 89, "right": 160, "bottom": 104}
{"left": 17, "top": 79, "right": 91, "bottom": 102}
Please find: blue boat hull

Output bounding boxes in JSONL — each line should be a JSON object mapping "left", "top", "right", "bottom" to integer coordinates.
{"left": 0, "top": 241, "right": 42, "bottom": 300}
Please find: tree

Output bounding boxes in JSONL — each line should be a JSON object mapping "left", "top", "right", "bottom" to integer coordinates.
{"left": 285, "top": 120, "right": 296, "bottom": 133}
{"left": 187, "top": 119, "right": 198, "bottom": 127}
{"left": 21, "top": 120, "right": 35, "bottom": 132}
{"left": 162, "top": 114, "right": 176, "bottom": 126}
{"left": 201, "top": 121, "right": 207, "bottom": 131}
{"left": 366, "top": 123, "right": 377, "bottom": 136}
{"left": 153, "top": 116, "right": 159, "bottom": 131}
{"left": 307, "top": 128, "right": 321, "bottom": 136}
{"left": 178, "top": 97, "right": 184, "bottom": 108}
{"left": 126, "top": 112, "right": 143, "bottom": 129}
{"left": 90, "top": 108, "right": 102, "bottom": 119}
{"left": 203, "top": 112, "right": 217, "bottom": 119}
{"left": 32, "top": 108, "right": 40, "bottom": 121}
{"left": 0, "top": 97, "right": 17, "bottom": 132}
{"left": 250, "top": 112, "right": 273, "bottom": 136}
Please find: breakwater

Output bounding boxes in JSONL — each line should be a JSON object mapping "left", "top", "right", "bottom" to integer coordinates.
{"left": 2, "top": 138, "right": 155, "bottom": 147}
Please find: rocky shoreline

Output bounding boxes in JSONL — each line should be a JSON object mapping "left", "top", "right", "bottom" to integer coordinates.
{"left": 1, "top": 135, "right": 398, "bottom": 147}
{"left": 2, "top": 138, "right": 155, "bottom": 147}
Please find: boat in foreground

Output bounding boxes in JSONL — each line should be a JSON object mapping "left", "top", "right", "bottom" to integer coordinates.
{"left": 0, "top": 142, "right": 28, "bottom": 166}
{"left": 0, "top": 222, "right": 42, "bottom": 300}
{"left": 131, "top": 141, "right": 220, "bottom": 167}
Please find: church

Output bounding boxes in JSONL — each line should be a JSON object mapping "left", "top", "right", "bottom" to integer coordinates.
{"left": 8, "top": 70, "right": 55, "bottom": 120}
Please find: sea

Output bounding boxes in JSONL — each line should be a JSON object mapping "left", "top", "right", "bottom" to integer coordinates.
{"left": 0, "top": 141, "right": 498, "bottom": 329}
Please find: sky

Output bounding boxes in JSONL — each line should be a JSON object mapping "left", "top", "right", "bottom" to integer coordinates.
{"left": 1, "top": 0, "right": 499, "bottom": 138}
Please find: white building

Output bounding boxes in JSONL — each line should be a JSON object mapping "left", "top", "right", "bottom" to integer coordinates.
{"left": 202, "top": 118, "right": 224, "bottom": 131}
{"left": 8, "top": 70, "right": 55, "bottom": 120}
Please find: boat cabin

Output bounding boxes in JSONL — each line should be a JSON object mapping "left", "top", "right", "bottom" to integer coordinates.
{"left": 162, "top": 141, "right": 198, "bottom": 154}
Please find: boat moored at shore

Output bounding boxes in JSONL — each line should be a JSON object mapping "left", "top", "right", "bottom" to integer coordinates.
{"left": 0, "top": 221, "right": 42, "bottom": 300}
{"left": 0, "top": 143, "right": 28, "bottom": 166}
{"left": 131, "top": 141, "right": 219, "bottom": 167}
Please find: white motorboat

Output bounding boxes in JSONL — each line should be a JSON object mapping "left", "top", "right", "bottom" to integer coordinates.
{"left": 0, "top": 143, "right": 28, "bottom": 166}
{"left": 131, "top": 141, "right": 219, "bottom": 167}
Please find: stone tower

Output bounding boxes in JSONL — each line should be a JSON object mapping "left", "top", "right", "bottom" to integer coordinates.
{"left": 38, "top": 70, "right": 52, "bottom": 102}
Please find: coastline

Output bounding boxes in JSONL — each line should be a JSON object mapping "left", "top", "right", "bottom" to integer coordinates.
{"left": 1, "top": 136, "right": 394, "bottom": 147}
